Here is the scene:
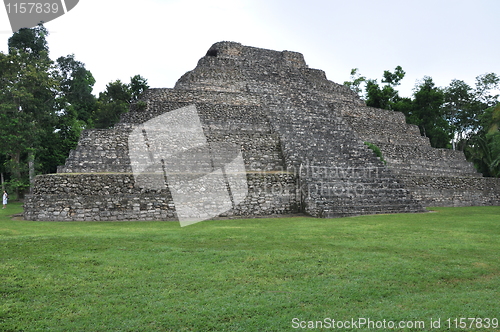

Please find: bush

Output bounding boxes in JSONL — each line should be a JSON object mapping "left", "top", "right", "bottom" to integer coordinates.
{"left": 364, "top": 142, "right": 387, "bottom": 164}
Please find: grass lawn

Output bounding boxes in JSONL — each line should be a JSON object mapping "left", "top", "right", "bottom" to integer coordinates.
{"left": 1, "top": 203, "right": 499, "bottom": 331}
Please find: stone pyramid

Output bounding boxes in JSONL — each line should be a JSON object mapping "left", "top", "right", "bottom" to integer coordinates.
{"left": 24, "top": 42, "right": 500, "bottom": 221}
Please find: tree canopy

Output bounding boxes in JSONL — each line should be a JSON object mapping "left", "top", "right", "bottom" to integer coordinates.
{"left": 93, "top": 75, "right": 149, "bottom": 129}
{"left": 0, "top": 24, "right": 150, "bottom": 196}
{"left": 8, "top": 23, "right": 49, "bottom": 57}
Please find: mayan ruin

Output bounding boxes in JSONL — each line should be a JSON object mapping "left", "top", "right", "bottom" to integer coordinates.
{"left": 24, "top": 42, "right": 500, "bottom": 222}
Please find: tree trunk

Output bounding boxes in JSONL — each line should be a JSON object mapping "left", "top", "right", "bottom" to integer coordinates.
{"left": 11, "top": 151, "right": 21, "bottom": 198}
{"left": 28, "top": 150, "right": 35, "bottom": 194}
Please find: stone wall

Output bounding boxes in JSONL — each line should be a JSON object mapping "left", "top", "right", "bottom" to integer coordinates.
{"left": 24, "top": 172, "right": 299, "bottom": 221}
{"left": 401, "top": 176, "right": 500, "bottom": 207}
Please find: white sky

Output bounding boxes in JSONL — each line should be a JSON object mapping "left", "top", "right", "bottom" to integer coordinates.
{"left": 1, "top": 0, "right": 499, "bottom": 97}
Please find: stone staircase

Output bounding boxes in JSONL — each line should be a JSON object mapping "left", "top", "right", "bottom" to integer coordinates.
{"left": 262, "top": 91, "right": 424, "bottom": 217}
{"left": 57, "top": 123, "right": 134, "bottom": 174}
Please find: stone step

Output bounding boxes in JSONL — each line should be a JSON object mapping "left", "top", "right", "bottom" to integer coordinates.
{"left": 321, "top": 204, "right": 425, "bottom": 218}
{"left": 138, "top": 89, "right": 262, "bottom": 106}
{"left": 390, "top": 165, "right": 480, "bottom": 178}
{"left": 318, "top": 201, "right": 423, "bottom": 210}
{"left": 306, "top": 199, "right": 425, "bottom": 217}
{"left": 373, "top": 143, "right": 480, "bottom": 177}
{"left": 377, "top": 143, "right": 468, "bottom": 161}
{"left": 388, "top": 161, "right": 480, "bottom": 177}
{"left": 306, "top": 186, "right": 414, "bottom": 201}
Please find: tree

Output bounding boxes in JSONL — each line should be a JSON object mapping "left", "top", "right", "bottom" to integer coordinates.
{"left": 474, "top": 73, "right": 500, "bottom": 107}
{"left": 482, "top": 102, "right": 500, "bottom": 175}
{"left": 93, "top": 80, "right": 131, "bottom": 129}
{"left": 464, "top": 103, "right": 500, "bottom": 177}
{"left": 444, "top": 80, "right": 482, "bottom": 149}
{"left": 382, "top": 65, "right": 405, "bottom": 86}
{"left": 343, "top": 68, "right": 366, "bottom": 97}
{"left": 8, "top": 23, "right": 49, "bottom": 58}
{"left": 365, "top": 66, "right": 405, "bottom": 110}
{"left": 411, "top": 77, "right": 451, "bottom": 148}
{"left": 56, "top": 54, "right": 97, "bottom": 126}
{"left": 1, "top": 24, "right": 152, "bottom": 195}
{"left": 130, "top": 74, "right": 149, "bottom": 102}
{"left": 93, "top": 76, "right": 149, "bottom": 129}
{"left": 0, "top": 24, "right": 99, "bottom": 193}
{"left": 27, "top": 54, "right": 100, "bottom": 175}
{"left": 0, "top": 26, "right": 60, "bottom": 195}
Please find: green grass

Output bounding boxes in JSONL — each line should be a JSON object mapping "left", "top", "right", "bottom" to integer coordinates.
{"left": 1, "top": 204, "right": 499, "bottom": 331}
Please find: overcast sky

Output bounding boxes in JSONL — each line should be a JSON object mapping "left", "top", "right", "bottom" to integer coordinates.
{"left": 1, "top": 0, "right": 499, "bottom": 97}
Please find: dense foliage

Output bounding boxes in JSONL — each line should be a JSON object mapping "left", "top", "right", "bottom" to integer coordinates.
{"left": 345, "top": 67, "right": 500, "bottom": 177}
{"left": 0, "top": 24, "right": 149, "bottom": 196}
